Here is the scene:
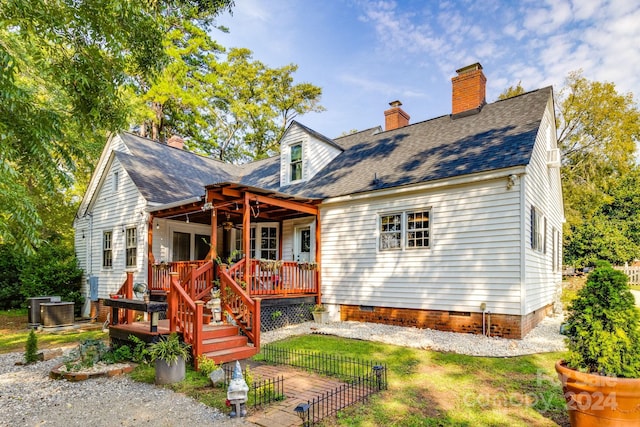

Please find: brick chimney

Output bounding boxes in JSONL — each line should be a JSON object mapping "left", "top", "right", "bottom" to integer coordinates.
{"left": 384, "top": 100, "right": 410, "bottom": 131}
{"left": 167, "top": 135, "right": 184, "bottom": 150}
{"left": 451, "top": 63, "right": 486, "bottom": 116}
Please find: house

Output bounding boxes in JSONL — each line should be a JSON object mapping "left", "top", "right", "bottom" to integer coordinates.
{"left": 74, "top": 63, "right": 563, "bottom": 362}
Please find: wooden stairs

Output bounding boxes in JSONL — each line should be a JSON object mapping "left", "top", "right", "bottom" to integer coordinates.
{"left": 199, "top": 323, "right": 259, "bottom": 364}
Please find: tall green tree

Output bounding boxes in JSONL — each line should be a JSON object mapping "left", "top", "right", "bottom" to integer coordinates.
{"left": 0, "top": 0, "right": 233, "bottom": 253}
{"left": 498, "top": 71, "right": 640, "bottom": 266}
{"left": 497, "top": 81, "right": 525, "bottom": 100}
{"left": 133, "top": 43, "right": 324, "bottom": 163}
{"left": 557, "top": 70, "right": 640, "bottom": 229}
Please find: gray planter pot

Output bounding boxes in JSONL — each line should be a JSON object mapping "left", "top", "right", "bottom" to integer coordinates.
{"left": 155, "top": 356, "right": 186, "bottom": 385}
{"left": 312, "top": 311, "right": 328, "bottom": 324}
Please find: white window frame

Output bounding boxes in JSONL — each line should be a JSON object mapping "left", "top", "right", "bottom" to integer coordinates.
{"left": 290, "top": 143, "right": 303, "bottom": 182}
{"left": 250, "top": 223, "right": 280, "bottom": 259}
{"left": 102, "top": 230, "right": 113, "bottom": 269}
{"left": 379, "top": 212, "right": 403, "bottom": 251}
{"left": 125, "top": 227, "right": 137, "bottom": 268}
{"left": 531, "top": 206, "right": 546, "bottom": 253}
{"left": 379, "top": 208, "right": 431, "bottom": 252}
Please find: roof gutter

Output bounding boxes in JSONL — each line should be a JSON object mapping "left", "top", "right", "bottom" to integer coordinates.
{"left": 146, "top": 196, "right": 203, "bottom": 213}
{"left": 320, "top": 166, "right": 527, "bottom": 206}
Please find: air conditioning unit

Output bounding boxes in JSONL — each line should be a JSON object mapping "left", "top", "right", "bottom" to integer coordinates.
{"left": 40, "top": 302, "right": 74, "bottom": 327}
{"left": 27, "top": 296, "right": 61, "bottom": 327}
{"left": 547, "top": 148, "right": 561, "bottom": 168}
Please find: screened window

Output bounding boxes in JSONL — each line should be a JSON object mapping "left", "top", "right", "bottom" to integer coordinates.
{"left": 290, "top": 143, "right": 302, "bottom": 181}
{"left": 380, "top": 213, "right": 402, "bottom": 250}
{"left": 407, "top": 210, "right": 430, "bottom": 248}
{"left": 103, "top": 231, "right": 112, "bottom": 268}
{"left": 125, "top": 228, "right": 137, "bottom": 267}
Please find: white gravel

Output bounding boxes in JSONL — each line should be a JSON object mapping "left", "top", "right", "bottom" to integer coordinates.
{"left": 0, "top": 315, "right": 565, "bottom": 426}
{"left": 0, "top": 350, "right": 251, "bottom": 427}
{"left": 262, "top": 313, "right": 567, "bottom": 357}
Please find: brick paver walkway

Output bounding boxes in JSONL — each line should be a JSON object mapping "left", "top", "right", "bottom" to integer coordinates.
{"left": 244, "top": 362, "right": 348, "bottom": 427}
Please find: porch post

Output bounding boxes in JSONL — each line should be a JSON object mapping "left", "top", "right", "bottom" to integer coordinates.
{"left": 125, "top": 271, "right": 134, "bottom": 324}
{"left": 315, "top": 213, "right": 322, "bottom": 305}
{"left": 209, "top": 203, "right": 217, "bottom": 260}
{"left": 243, "top": 191, "right": 251, "bottom": 295}
{"left": 147, "top": 213, "right": 154, "bottom": 291}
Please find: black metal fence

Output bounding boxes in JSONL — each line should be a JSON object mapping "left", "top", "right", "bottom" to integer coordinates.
{"left": 259, "top": 344, "right": 388, "bottom": 387}
{"left": 259, "top": 344, "right": 388, "bottom": 425}
{"left": 222, "top": 364, "right": 285, "bottom": 408}
{"left": 296, "top": 372, "right": 384, "bottom": 426}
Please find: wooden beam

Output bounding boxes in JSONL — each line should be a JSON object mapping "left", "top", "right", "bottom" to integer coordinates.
{"left": 222, "top": 187, "right": 241, "bottom": 198}
{"left": 243, "top": 191, "right": 251, "bottom": 294}
{"left": 209, "top": 206, "right": 217, "bottom": 261}
{"left": 250, "top": 193, "right": 318, "bottom": 216}
{"left": 315, "top": 215, "right": 322, "bottom": 306}
{"left": 147, "top": 213, "right": 154, "bottom": 287}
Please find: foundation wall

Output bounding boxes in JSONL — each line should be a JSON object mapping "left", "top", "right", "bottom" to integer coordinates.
{"left": 340, "top": 304, "right": 553, "bottom": 339}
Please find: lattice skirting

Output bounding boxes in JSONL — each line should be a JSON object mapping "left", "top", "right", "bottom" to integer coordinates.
{"left": 260, "top": 297, "right": 316, "bottom": 331}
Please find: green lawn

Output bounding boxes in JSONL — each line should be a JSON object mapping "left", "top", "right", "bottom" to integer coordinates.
{"left": 265, "top": 335, "right": 568, "bottom": 427}
{"left": 0, "top": 309, "right": 107, "bottom": 354}
{"left": 2, "top": 307, "right": 569, "bottom": 425}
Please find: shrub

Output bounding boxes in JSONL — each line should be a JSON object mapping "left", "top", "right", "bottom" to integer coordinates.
{"left": 0, "top": 245, "right": 25, "bottom": 309}
{"left": 564, "top": 263, "right": 640, "bottom": 377}
{"left": 196, "top": 355, "right": 218, "bottom": 376}
{"left": 148, "top": 333, "right": 191, "bottom": 365}
{"left": 19, "top": 240, "right": 84, "bottom": 316}
{"left": 24, "top": 329, "right": 39, "bottom": 364}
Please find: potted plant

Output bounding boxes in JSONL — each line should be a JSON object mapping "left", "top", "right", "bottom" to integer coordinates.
{"left": 311, "top": 304, "right": 329, "bottom": 324}
{"left": 148, "top": 333, "right": 191, "bottom": 385}
{"left": 555, "top": 262, "right": 640, "bottom": 426}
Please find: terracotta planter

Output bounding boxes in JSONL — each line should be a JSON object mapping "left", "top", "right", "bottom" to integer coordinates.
{"left": 155, "top": 356, "right": 186, "bottom": 385}
{"left": 555, "top": 361, "right": 640, "bottom": 426}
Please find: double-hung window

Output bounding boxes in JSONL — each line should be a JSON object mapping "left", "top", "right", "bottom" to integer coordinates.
{"left": 531, "top": 207, "right": 546, "bottom": 253}
{"left": 290, "top": 143, "right": 302, "bottom": 182}
{"left": 380, "top": 209, "right": 431, "bottom": 251}
{"left": 103, "top": 231, "right": 113, "bottom": 268}
{"left": 125, "top": 227, "right": 137, "bottom": 268}
{"left": 380, "top": 213, "right": 402, "bottom": 250}
{"left": 407, "top": 211, "right": 430, "bottom": 248}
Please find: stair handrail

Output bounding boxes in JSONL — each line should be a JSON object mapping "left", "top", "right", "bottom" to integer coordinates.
{"left": 183, "top": 260, "right": 214, "bottom": 301}
{"left": 168, "top": 272, "right": 203, "bottom": 363}
{"left": 219, "top": 259, "right": 261, "bottom": 349}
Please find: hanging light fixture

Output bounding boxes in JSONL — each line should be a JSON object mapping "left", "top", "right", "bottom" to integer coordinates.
{"left": 186, "top": 214, "right": 189, "bottom": 224}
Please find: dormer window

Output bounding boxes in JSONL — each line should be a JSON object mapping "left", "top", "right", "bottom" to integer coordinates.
{"left": 290, "top": 143, "right": 303, "bottom": 181}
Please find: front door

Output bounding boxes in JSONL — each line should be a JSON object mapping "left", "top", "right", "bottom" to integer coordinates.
{"left": 294, "top": 225, "right": 311, "bottom": 262}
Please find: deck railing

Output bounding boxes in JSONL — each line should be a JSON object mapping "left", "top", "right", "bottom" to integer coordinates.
{"left": 167, "top": 272, "right": 203, "bottom": 368}
{"left": 219, "top": 259, "right": 261, "bottom": 348}
{"left": 150, "top": 260, "right": 208, "bottom": 293}
{"left": 248, "top": 259, "right": 318, "bottom": 296}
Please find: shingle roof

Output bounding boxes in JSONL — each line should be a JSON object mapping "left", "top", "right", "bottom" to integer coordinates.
{"left": 116, "top": 86, "right": 551, "bottom": 203}
{"left": 117, "top": 132, "right": 240, "bottom": 205}
{"left": 281, "top": 86, "right": 551, "bottom": 198}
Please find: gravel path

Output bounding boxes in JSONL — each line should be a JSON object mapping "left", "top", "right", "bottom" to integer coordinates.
{"left": 1, "top": 315, "right": 566, "bottom": 426}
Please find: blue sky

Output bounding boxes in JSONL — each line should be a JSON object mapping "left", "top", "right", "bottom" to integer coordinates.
{"left": 214, "top": 0, "right": 640, "bottom": 139}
